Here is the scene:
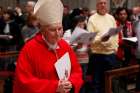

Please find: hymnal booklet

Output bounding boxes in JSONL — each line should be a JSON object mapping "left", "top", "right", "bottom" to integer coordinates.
{"left": 70, "top": 27, "right": 97, "bottom": 44}
{"left": 55, "top": 52, "right": 71, "bottom": 80}
{"left": 101, "top": 26, "right": 123, "bottom": 39}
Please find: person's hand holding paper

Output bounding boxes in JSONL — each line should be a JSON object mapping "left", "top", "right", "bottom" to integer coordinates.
{"left": 123, "top": 37, "right": 137, "bottom": 43}
{"left": 55, "top": 52, "right": 73, "bottom": 93}
{"left": 101, "top": 26, "right": 123, "bottom": 42}
{"left": 0, "top": 35, "right": 13, "bottom": 40}
{"left": 56, "top": 79, "right": 72, "bottom": 93}
{"left": 55, "top": 52, "right": 71, "bottom": 80}
{"left": 70, "top": 27, "right": 97, "bottom": 44}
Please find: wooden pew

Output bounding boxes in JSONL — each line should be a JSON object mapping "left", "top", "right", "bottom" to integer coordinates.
{"left": 0, "top": 51, "right": 19, "bottom": 78}
{"left": 0, "top": 51, "right": 19, "bottom": 58}
{"left": 0, "top": 51, "right": 19, "bottom": 93}
{"left": 105, "top": 64, "right": 140, "bottom": 93}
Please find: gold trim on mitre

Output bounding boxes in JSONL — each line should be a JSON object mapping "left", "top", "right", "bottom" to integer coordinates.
{"left": 34, "top": 0, "right": 64, "bottom": 26}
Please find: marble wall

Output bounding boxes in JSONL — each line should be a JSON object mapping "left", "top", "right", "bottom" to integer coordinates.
{"left": 0, "top": 0, "right": 139, "bottom": 11}
{"left": 62, "top": 0, "right": 140, "bottom": 11}
{"left": 0, "top": 0, "right": 17, "bottom": 9}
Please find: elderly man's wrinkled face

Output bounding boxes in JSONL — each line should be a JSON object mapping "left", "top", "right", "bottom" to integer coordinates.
{"left": 41, "top": 23, "right": 63, "bottom": 45}
{"left": 96, "top": 0, "right": 107, "bottom": 15}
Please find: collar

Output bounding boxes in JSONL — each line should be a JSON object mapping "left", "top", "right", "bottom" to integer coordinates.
{"left": 41, "top": 35, "right": 60, "bottom": 50}
{"left": 6, "top": 20, "right": 14, "bottom": 24}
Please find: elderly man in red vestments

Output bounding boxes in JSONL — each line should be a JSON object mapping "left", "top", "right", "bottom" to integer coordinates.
{"left": 13, "top": 0, "right": 83, "bottom": 93}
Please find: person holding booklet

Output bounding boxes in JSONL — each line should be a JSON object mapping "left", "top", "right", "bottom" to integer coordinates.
{"left": 63, "top": 15, "right": 95, "bottom": 93}
{"left": 63, "top": 15, "right": 87, "bottom": 44}
{"left": 86, "top": 0, "right": 119, "bottom": 93}
{"left": 13, "top": 0, "right": 83, "bottom": 93}
{"left": 115, "top": 7, "right": 136, "bottom": 66}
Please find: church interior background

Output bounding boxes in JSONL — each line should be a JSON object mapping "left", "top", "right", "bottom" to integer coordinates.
{"left": 0, "top": 0, "right": 140, "bottom": 12}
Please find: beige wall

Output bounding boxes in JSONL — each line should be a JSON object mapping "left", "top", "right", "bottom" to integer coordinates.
{"left": 62, "top": 0, "right": 111, "bottom": 11}
{"left": 0, "top": 0, "right": 17, "bottom": 9}
{"left": 62, "top": 0, "right": 89, "bottom": 9}
{"left": 62, "top": 0, "right": 110, "bottom": 10}
{"left": 0, "top": 0, "right": 139, "bottom": 10}
{"left": 88, "top": 0, "right": 110, "bottom": 11}
{"left": 128, "top": 0, "right": 140, "bottom": 8}
{"left": 62, "top": 0, "right": 139, "bottom": 11}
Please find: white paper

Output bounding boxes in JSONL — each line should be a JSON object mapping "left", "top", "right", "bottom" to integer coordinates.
{"left": 70, "top": 27, "right": 97, "bottom": 44}
{"left": 135, "top": 21, "right": 140, "bottom": 50}
{"left": 63, "top": 29, "right": 72, "bottom": 44}
{"left": 54, "top": 52, "right": 71, "bottom": 80}
{"left": 101, "top": 26, "right": 123, "bottom": 39}
{"left": 0, "top": 35, "right": 13, "bottom": 39}
{"left": 123, "top": 37, "right": 137, "bottom": 42}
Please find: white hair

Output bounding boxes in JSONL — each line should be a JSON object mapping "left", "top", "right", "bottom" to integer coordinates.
{"left": 27, "top": 1, "right": 36, "bottom": 7}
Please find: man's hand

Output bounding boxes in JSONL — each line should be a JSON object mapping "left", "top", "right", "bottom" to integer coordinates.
{"left": 63, "top": 80, "right": 72, "bottom": 93}
{"left": 15, "top": 7, "right": 22, "bottom": 16}
{"left": 101, "top": 35, "right": 110, "bottom": 42}
{"left": 56, "top": 80, "right": 72, "bottom": 93}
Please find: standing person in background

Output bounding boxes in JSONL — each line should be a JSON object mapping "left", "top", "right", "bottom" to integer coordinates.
{"left": 131, "top": 6, "right": 140, "bottom": 22}
{"left": 63, "top": 15, "right": 88, "bottom": 93}
{"left": 63, "top": 15, "right": 87, "bottom": 44}
{"left": 115, "top": 7, "right": 136, "bottom": 93}
{"left": 25, "top": 0, "right": 36, "bottom": 15}
{"left": 115, "top": 7, "right": 135, "bottom": 66}
{"left": 86, "top": 0, "right": 118, "bottom": 93}
{"left": 80, "top": 7, "right": 90, "bottom": 24}
{"left": 13, "top": 0, "right": 83, "bottom": 93}
{"left": 23, "top": 0, "right": 36, "bottom": 24}
{"left": 0, "top": 9, "right": 23, "bottom": 93}
{"left": 21, "top": 14, "right": 39, "bottom": 43}
{"left": 14, "top": 6, "right": 26, "bottom": 28}
{"left": 0, "top": 9, "right": 23, "bottom": 52}
{"left": 62, "top": 5, "right": 71, "bottom": 31}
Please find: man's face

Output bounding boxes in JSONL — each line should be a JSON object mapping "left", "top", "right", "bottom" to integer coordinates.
{"left": 26, "top": 2, "right": 34, "bottom": 13}
{"left": 63, "top": 7, "right": 69, "bottom": 15}
{"left": 3, "top": 13, "right": 10, "bottom": 21}
{"left": 96, "top": 0, "right": 107, "bottom": 15}
{"left": 41, "top": 23, "right": 63, "bottom": 45}
{"left": 77, "top": 21, "right": 86, "bottom": 29}
{"left": 118, "top": 10, "right": 128, "bottom": 22}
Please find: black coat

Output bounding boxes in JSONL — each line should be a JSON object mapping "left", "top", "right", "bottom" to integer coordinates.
{"left": 0, "top": 20, "right": 24, "bottom": 50}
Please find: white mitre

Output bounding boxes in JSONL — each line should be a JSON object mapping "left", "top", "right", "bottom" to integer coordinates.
{"left": 33, "top": 0, "right": 63, "bottom": 25}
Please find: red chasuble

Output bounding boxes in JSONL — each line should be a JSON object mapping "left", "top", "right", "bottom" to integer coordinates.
{"left": 13, "top": 33, "right": 83, "bottom": 93}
